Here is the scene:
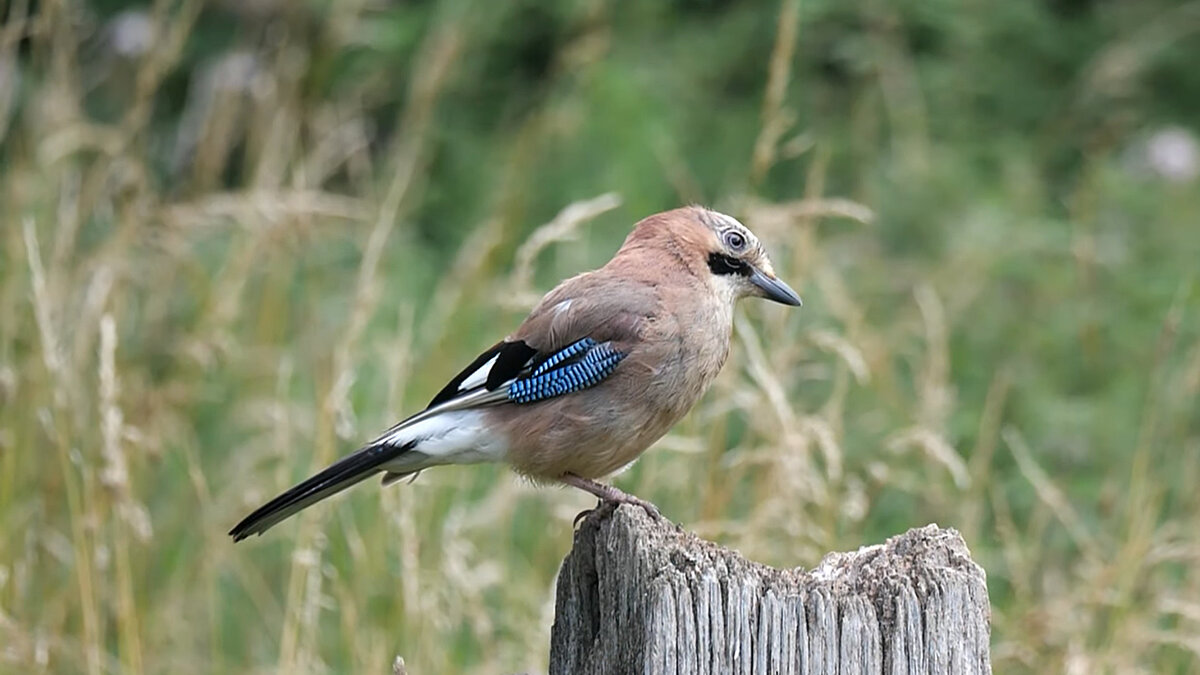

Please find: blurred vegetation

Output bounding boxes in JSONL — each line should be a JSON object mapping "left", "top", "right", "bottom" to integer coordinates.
{"left": 2, "top": 0, "right": 1199, "bottom": 673}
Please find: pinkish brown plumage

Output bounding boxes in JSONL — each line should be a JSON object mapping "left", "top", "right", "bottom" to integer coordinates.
{"left": 231, "top": 206, "right": 800, "bottom": 540}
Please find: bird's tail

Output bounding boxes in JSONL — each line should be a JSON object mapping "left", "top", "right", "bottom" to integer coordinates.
{"left": 229, "top": 440, "right": 416, "bottom": 541}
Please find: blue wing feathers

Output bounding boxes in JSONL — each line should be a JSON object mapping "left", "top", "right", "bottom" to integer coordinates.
{"left": 508, "top": 338, "right": 625, "bottom": 404}
{"left": 429, "top": 337, "right": 624, "bottom": 408}
{"left": 530, "top": 337, "right": 596, "bottom": 376}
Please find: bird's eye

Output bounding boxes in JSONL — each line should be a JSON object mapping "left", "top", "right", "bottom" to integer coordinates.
{"left": 724, "top": 230, "right": 747, "bottom": 252}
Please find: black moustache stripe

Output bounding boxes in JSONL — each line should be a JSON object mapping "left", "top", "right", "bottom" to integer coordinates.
{"left": 707, "top": 252, "right": 751, "bottom": 277}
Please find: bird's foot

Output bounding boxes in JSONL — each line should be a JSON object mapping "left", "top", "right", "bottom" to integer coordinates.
{"left": 572, "top": 501, "right": 602, "bottom": 527}
{"left": 561, "top": 473, "right": 663, "bottom": 523}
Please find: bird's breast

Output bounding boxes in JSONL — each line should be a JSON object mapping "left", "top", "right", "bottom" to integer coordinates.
{"left": 496, "top": 296, "right": 733, "bottom": 481}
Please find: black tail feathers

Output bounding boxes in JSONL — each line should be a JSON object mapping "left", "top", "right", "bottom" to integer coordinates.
{"left": 229, "top": 440, "right": 415, "bottom": 541}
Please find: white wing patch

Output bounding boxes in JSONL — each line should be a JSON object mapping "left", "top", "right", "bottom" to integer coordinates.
{"left": 458, "top": 353, "right": 499, "bottom": 392}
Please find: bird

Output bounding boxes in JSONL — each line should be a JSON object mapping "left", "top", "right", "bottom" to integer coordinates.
{"left": 230, "top": 206, "right": 801, "bottom": 541}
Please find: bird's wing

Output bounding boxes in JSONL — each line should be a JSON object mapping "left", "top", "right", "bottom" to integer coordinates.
{"left": 229, "top": 274, "right": 658, "bottom": 541}
{"left": 421, "top": 272, "right": 656, "bottom": 412}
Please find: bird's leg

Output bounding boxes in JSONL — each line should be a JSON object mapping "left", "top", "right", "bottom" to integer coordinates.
{"left": 561, "top": 473, "right": 662, "bottom": 522}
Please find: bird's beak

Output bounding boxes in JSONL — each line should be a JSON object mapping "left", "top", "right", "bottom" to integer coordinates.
{"left": 750, "top": 267, "right": 803, "bottom": 306}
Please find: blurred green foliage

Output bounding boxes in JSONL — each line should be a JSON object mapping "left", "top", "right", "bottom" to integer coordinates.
{"left": 2, "top": 0, "right": 1199, "bottom": 673}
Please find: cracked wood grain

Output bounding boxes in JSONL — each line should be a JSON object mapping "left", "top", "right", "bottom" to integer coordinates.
{"left": 550, "top": 506, "right": 991, "bottom": 675}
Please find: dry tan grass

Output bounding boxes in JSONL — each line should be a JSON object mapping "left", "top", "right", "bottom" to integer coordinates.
{"left": 2, "top": 2, "right": 1198, "bottom": 674}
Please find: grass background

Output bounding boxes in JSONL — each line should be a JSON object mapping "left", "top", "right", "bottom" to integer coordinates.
{"left": 3, "top": 0, "right": 1200, "bottom": 672}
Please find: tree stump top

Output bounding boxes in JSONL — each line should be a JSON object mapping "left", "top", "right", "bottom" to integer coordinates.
{"left": 551, "top": 505, "right": 991, "bottom": 675}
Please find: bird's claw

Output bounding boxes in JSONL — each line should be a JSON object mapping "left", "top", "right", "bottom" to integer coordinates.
{"left": 562, "top": 473, "right": 665, "bottom": 525}
{"left": 572, "top": 496, "right": 661, "bottom": 528}
{"left": 624, "top": 496, "right": 662, "bottom": 521}
{"left": 573, "top": 502, "right": 600, "bottom": 527}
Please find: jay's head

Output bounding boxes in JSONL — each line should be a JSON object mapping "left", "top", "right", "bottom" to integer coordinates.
{"left": 623, "top": 206, "right": 802, "bottom": 307}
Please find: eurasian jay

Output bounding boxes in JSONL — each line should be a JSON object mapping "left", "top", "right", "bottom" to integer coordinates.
{"left": 230, "top": 206, "right": 801, "bottom": 540}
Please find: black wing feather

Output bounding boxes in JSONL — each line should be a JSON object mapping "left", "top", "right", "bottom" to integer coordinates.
{"left": 487, "top": 340, "right": 539, "bottom": 389}
{"left": 427, "top": 340, "right": 538, "bottom": 408}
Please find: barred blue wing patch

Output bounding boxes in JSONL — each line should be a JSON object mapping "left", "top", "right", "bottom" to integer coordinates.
{"left": 508, "top": 338, "right": 626, "bottom": 404}
{"left": 530, "top": 337, "right": 596, "bottom": 376}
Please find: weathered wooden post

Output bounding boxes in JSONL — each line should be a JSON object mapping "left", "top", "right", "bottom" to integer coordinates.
{"left": 550, "top": 505, "right": 991, "bottom": 675}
